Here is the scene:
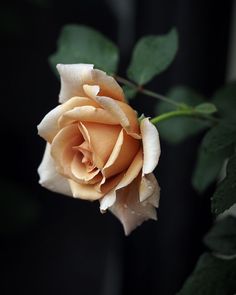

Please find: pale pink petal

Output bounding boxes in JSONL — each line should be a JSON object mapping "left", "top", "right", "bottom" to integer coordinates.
{"left": 91, "top": 69, "right": 125, "bottom": 101}
{"left": 68, "top": 179, "right": 103, "bottom": 200}
{"left": 57, "top": 64, "right": 94, "bottom": 103}
{"left": 38, "top": 143, "right": 72, "bottom": 196}
{"left": 38, "top": 96, "right": 99, "bottom": 143}
{"left": 57, "top": 64, "right": 125, "bottom": 103}
{"left": 100, "top": 190, "right": 116, "bottom": 212}
{"left": 99, "top": 148, "right": 143, "bottom": 212}
{"left": 83, "top": 84, "right": 100, "bottom": 99}
{"left": 140, "top": 118, "right": 161, "bottom": 175}
{"left": 103, "top": 129, "right": 140, "bottom": 178}
{"left": 109, "top": 176, "right": 157, "bottom": 235}
{"left": 94, "top": 96, "right": 141, "bottom": 139}
{"left": 58, "top": 106, "right": 120, "bottom": 128}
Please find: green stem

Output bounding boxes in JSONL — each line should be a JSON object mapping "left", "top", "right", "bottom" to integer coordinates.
{"left": 151, "top": 109, "right": 219, "bottom": 125}
{"left": 150, "top": 109, "right": 193, "bottom": 124}
{"left": 115, "top": 75, "right": 181, "bottom": 107}
{"left": 114, "top": 75, "right": 219, "bottom": 125}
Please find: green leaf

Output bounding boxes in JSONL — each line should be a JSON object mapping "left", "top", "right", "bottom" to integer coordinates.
{"left": 127, "top": 28, "right": 178, "bottom": 85}
{"left": 122, "top": 85, "right": 137, "bottom": 100}
{"left": 177, "top": 253, "right": 236, "bottom": 295}
{"left": 212, "top": 82, "right": 236, "bottom": 123}
{"left": 49, "top": 24, "right": 119, "bottom": 75}
{"left": 192, "top": 144, "right": 232, "bottom": 193}
{"left": 202, "top": 123, "right": 236, "bottom": 153}
{"left": 212, "top": 154, "right": 236, "bottom": 215}
{"left": 204, "top": 216, "right": 236, "bottom": 256}
{"left": 156, "top": 86, "right": 210, "bottom": 144}
{"left": 195, "top": 102, "right": 217, "bottom": 114}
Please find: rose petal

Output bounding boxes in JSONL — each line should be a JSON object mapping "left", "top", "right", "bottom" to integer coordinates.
{"left": 57, "top": 64, "right": 125, "bottom": 103}
{"left": 139, "top": 173, "right": 160, "bottom": 205}
{"left": 99, "top": 148, "right": 143, "bottom": 212}
{"left": 94, "top": 96, "right": 141, "bottom": 139}
{"left": 140, "top": 118, "right": 161, "bottom": 175}
{"left": 38, "top": 143, "right": 72, "bottom": 196}
{"left": 51, "top": 124, "right": 83, "bottom": 176}
{"left": 103, "top": 129, "right": 140, "bottom": 178}
{"left": 79, "top": 122, "right": 121, "bottom": 169}
{"left": 58, "top": 105, "right": 120, "bottom": 128}
{"left": 57, "top": 64, "right": 94, "bottom": 103}
{"left": 92, "top": 69, "right": 125, "bottom": 101}
{"left": 68, "top": 179, "right": 103, "bottom": 200}
{"left": 109, "top": 176, "right": 157, "bottom": 235}
{"left": 38, "top": 96, "right": 99, "bottom": 143}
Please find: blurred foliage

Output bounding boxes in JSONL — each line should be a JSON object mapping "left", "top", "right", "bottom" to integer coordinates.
{"left": 212, "top": 153, "right": 236, "bottom": 215}
{"left": 204, "top": 216, "right": 236, "bottom": 256}
{"left": 49, "top": 25, "right": 119, "bottom": 75}
{"left": 155, "top": 86, "right": 210, "bottom": 143}
{"left": 177, "top": 253, "right": 236, "bottom": 295}
{"left": 127, "top": 28, "right": 178, "bottom": 85}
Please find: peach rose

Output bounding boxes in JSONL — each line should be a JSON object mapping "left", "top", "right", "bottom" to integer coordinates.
{"left": 37, "top": 64, "right": 161, "bottom": 235}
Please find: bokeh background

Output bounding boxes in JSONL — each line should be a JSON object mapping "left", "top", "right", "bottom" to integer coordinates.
{"left": 1, "top": 0, "right": 235, "bottom": 294}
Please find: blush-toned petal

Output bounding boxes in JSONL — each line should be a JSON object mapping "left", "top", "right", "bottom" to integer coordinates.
{"left": 99, "top": 148, "right": 143, "bottom": 212}
{"left": 79, "top": 122, "right": 121, "bottom": 168}
{"left": 100, "top": 190, "right": 116, "bottom": 212}
{"left": 95, "top": 96, "right": 141, "bottom": 139}
{"left": 91, "top": 69, "right": 125, "bottom": 101}
{"left": 57, "top": 64, "right": 94, "bottom": 103}
{"left": 71, "top": 153, "right": 102, "bottom": 184}
{"left": 69, "top": 179, "right": 103, "bottom": 200}
{"left": 83, "top": 84, "right": 100, "bottom": 99}
{"left": 38, "top": 96, "right": 99, "bottom": 143}
{"left": 139, "top": 173, "right": 160, "bottom": 205}
{"left": 109, "top": 176, "right": 157, "bottom": 235}
{"left": 57, "top": 64, "right": 125, "bottom": 103}
{"left": 51, "top": 124, "right": 83, "bottom": 176}
{"left": 58, "top": 106, "right": 120, "bottom": 128}
{"left": 140, "top": 118, "right": 161, "bottom": 175}
{"left": 38, "top": 143, "right": 72, "bottom": 196}
{"left": 103, "top": 129, "right": 140, "bottom": 178}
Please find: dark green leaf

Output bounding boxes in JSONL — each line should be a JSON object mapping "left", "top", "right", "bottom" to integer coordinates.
{"left": 177, "top": 253, "right": 236, "bottom": 295}
{"left": 122, "top": 85, "right": 137, "bottom": 100}
{"left": 49, "top": 25, "right": 119, "bottom": 75}
{"left": 212, "top": 82, "right": 236, "bottom": 123}
{"left": 127, "top": 28, "right": 178, "bottom": 85}
{"left": 204, "top": 216, "right": 236, "bottom": 256}
{"left": 202, "top": 123, "right": 236, "bottom": 153}
{"left": 156, "top": 86, "right": 210, "bottom": 144}
{"left": 195, "top": 103, "right": 217, "bottom": 114}
{"left": 192, "top": 144, "right": 233, "bottom": 193}
{"left": 212, "top": 154, "right": 236, "bottom": 215}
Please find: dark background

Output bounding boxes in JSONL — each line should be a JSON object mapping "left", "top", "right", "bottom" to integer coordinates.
{"left": 0, "top": 0, "right": 233, "bottom": 294}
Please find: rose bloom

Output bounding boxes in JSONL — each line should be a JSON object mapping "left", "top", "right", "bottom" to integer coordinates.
{"left": 37, "top": 64, "right": 161, "bottom": 235}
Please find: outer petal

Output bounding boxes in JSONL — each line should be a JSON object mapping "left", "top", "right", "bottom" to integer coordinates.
{"left": 94, "top": 96, "right": 141, "bottom": 139}
{"left": 38, "top": 96, "right": 98, "bottom": 143}
{"left": 57, "top": 64, "right": 94, "bottom": 103}
{"left": 99, "top": 148, "right": 143, "bottom": 211}
{"left": 109, "top": 176, "right": 158, "bottom": 235}
{"left": 57, "top": 64, "right": 125, "bottom": 103}
{"left": 38, "top": 143, "right": 72, "bottom": 196}
{"left": 140, "top": 118, "right": 161, "bottom": 175}
{"left": 58, "top": 106, "right": 120, "bottom": 128}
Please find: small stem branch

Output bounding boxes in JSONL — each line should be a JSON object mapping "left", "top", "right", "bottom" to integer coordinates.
{"left": 150, "top": 110, "right": 219, "bottom": 125}
{"left": 114, "top": 75, "right": 219, "bottom": 125}
{"left": 115, "top": 75, "right": 182, "bottom": 107}
{"left": 150, "top": 109, "right": 193, "bottom": 124}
